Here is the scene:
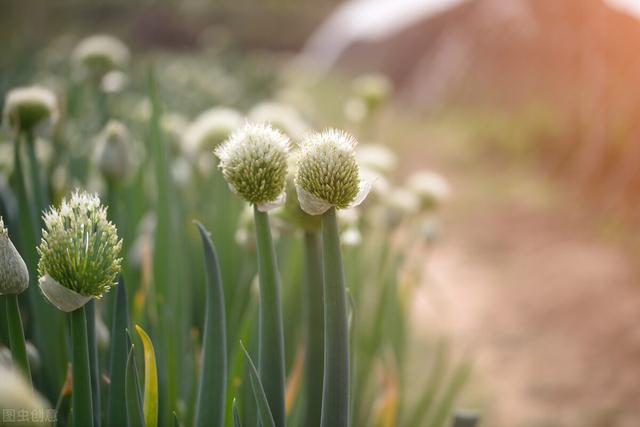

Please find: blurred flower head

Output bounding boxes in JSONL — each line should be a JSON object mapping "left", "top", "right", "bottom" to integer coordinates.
{"left": 295, "top": 129, "right": 371, "bottom": 215}
{"left": 352, "top": 73, "right": 393, "bottom": 113}
{"left": 184, "top": 107, "right": 243, "bottom": 154}
{"left": 38, "top": 192, "right": 122, "bottom": 311}
{"left": 72, "top": 34, "right": 130, "bottom": 81}
{"left": 0, "top": 364, "right": 50, "bottom": 425}
{"left": 3, "top": 86, "right": 59, "bottom": 135}
{"left": 385, "top": 187, "right": 420, "bottom": 228}
{"left": 94, "top": 120, "right": 134, "bottom": 183}
{"left": 215, "top": 122, "right": 290, "bottom": 210}
{"left": 406, "top": 170, "right": 451, "bottom": 210}
{"left": 0, "top": 217, "right": 29, "bottom": 295}
{"left": 356, "top": 143, "right": 397, "bottom": 176}
{"left": 248, "top": 101, "right": 309, "bottom": 144}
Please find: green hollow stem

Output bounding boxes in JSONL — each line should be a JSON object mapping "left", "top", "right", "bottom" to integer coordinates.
{"left": 13, "top": 134, "right": 66, "bottom": 399}
{"left": 25, "top": 132, "right": 46, "bottom": 221}
{"left": 85, "top": 300, "right": 101, "bottom": 427}
{"left": 320, "top": 208, "right": 350, "bottom": 427}
{"left": 253, "top": 207, "right": 286, "bottom": 427}
{"left": 6, "top": 294, "right": 31, "bottom": 385}
{"left": 302, "top": 230, "right": 324, "bottom": 427}
{"left": 71, "top": 306, "right": 94, "bottom": 427}
{"left": 108, "top": 278, "right": 130, "bottom": 427}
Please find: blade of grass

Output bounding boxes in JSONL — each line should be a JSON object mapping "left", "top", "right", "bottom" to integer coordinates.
{"left": 71, "top": 306, "right": 94, "bottom": 427}
{"left": 135, "top": 324, "right": 159, "bottom": 427}
{"left": 126, "top": 345, "right": 145, "bottom": 427}
{"left": 232, "top": 399, "right": 242, "bottom": 427}
{"left": 403, "top": 340, "right": 449, "bottom": 427}
{"left": 253, "top": 207, "right": 286, "bottom": 427}
{"left": 241, "top": 342, "right": 276, "bottom": 427}
{"left": 320, "top": 207, "right": 350, "bottom": 427}
{"left": 194, "top": 222, "right": 228, "bottom": 427}
{"left": 302, "top": 230, "right": 324, "bottom": 427}
{"left": 147, "top": 68, "right": 179, "bottom": 426}
{"left": 427, "top": 362, "right": 472, "bottom": 427}
{"left": 108, "top": 277, "right": 131, "bottom": 427}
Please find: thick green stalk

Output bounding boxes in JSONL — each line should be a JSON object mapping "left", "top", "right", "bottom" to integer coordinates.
{"left": 194, "top": 223, "right": 227, "bottom": 427}
{"left": 253, "top": 207, "right": 286, "bottom": 427}
{"left": 12, "top": 134, "right": 65, "bottom": 399}
{"left": 108, "top": 278, "right": 130, "bottom": 427}
{"left": 25, "top": 132, "right": 46, "bottom": 220}
{"left": 320, "top": 208, "right": 350, "bottom": 427}
{"left": 6, "top": 294, "right": 31, "bottom": 384}
{"left": 71, "top": 306, "right": 94, "bottom": 427}
{"left": 302, "top": 231, "right": 324, "bottom": 427}
{"left": 85, "top": 300, "right": 101, "bottom": 427}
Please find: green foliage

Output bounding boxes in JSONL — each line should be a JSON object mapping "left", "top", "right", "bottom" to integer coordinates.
{"left": 0, "top": 38, "right": 473, "bottom": 427}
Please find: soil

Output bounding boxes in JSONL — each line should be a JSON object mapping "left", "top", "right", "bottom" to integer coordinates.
{"left": 399, "top": 120, "right": 640, "bottom": 427}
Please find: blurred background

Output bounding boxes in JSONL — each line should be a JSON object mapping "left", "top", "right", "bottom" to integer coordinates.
{"left": 3, "top": 0, "right": 640, "bottom": 426}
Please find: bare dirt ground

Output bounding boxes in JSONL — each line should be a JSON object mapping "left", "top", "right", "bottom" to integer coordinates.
{"left": 400, "top": 123, "right": 640, "bottom": 427}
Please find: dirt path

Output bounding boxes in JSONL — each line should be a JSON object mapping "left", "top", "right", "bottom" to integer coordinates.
{"left": 399, "top": 123, "right": 640, "bottom": 427}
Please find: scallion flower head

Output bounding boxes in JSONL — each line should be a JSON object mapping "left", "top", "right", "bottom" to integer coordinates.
{"left": 215, "top": 122, "right": 290, "bottom": 211}
{"left": 248, "top": 101, "right": 309, "bottom": 143}
{"left": 352, "top": 73, "right": 393, "bottom": 113}
{"left": 72, "top": 34, "right": 130, "bottom": 81}
{"left": 3, "top": 86, "right": 59, "bottom": 135}
{"left": 0, "top": 217, "right": 29, "bottom": 295}
{"left": 295, "top": 129, "right": 371, "bottom": 215}
{"left": 406, "top": 170, "right": 451, "bottom": 210}
{"left": 184, "top": 107, "right": 243, "bottom": 154}
{"left": 356, "top": 143, "right": 397, "bottom": 176}
{"left": 37, "top": 191, "right": 122, "bottom": 312}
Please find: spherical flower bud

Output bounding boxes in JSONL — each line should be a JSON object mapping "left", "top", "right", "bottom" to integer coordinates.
{"left": 0, "top": 217, "right": 29, "bottom": 295}
{"left": 215, "top": 122, "right": 290, "bottom": 211}
{"left": 406, "top": 170, "right": 451, "bottom": 210}
{"left": 37, "top": 191, "right": 122, "bottom": 312}
{"left": 356, "top": 144, "right": 397, "bottom": 176}
{"left": 94, "top": 120, "right": 134, "bottom": 183}
{"left": 184, "top": 107, "right": 243, "bottom": 154}
{"left": 3, "top": 86, "right": 59, "bottom": 135}
{"left": 295, "top": 129, "right": 371, "bottom": 215}
{"left": 248, "top": 102, "right": 309, "bottom": 143}
{"left": 72, "top": 34, "right": 130, "bottom": 81}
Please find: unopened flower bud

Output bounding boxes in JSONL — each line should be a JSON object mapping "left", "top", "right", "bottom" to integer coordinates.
{"left": 0, "top": 218, "right": 29, "bottom": 295}
{"left": 94, "top": 120, "right": 133, "bottom": 183}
